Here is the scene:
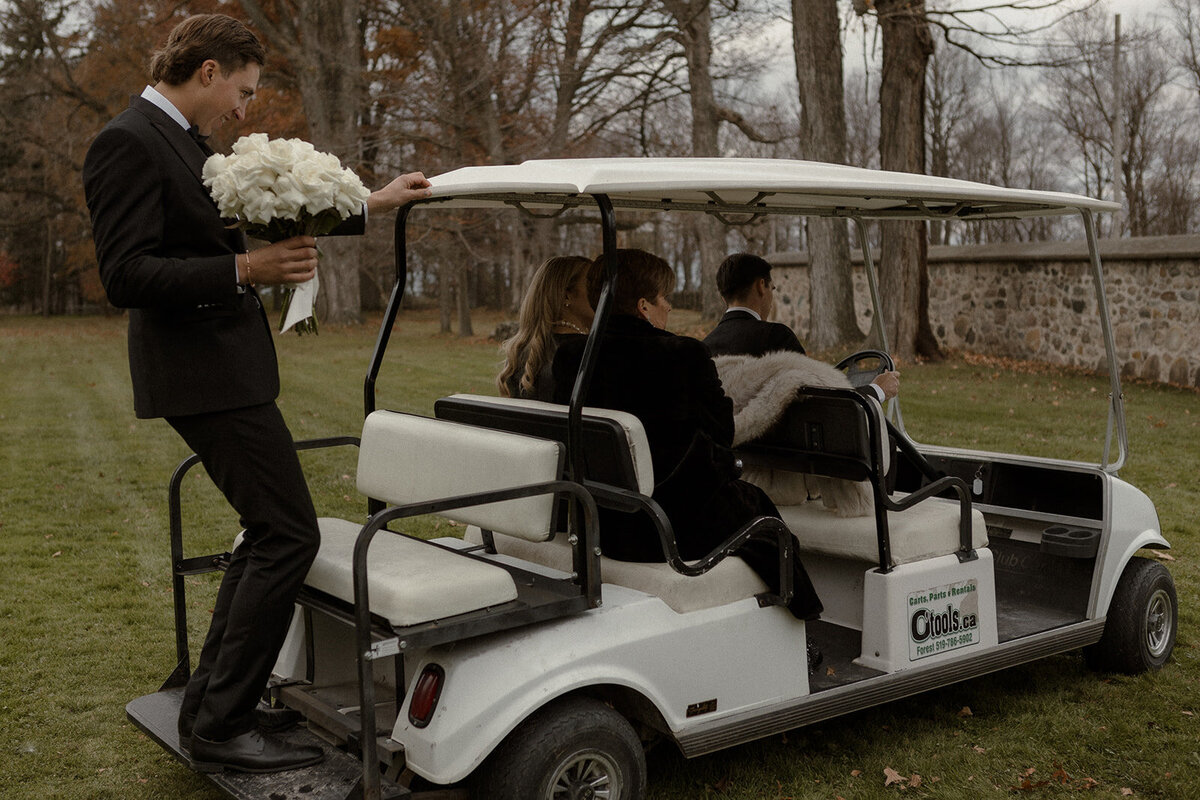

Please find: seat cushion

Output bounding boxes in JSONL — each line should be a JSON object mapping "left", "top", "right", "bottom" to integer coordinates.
{"left": 440, "top": 394, "right": 656, "bottom": 495}
{"left": 357, "top": 410, "right": 564, "bottom": 542}
{"left": 463, "top": 526, "right": 767, "bottom": 614}
{"left": 308, "top": 518, "right": 519, "bottom": 627}
{"left": 779, "top": 495, "right": 988, "bottom": 566}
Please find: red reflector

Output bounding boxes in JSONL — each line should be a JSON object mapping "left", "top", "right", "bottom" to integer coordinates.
{"left": 408, "top": 664, "right": 445, "bottom": 728}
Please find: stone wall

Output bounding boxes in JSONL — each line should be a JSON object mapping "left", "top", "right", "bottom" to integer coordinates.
{"left": 769, "top": 235, "right": 1200, "bottom": 387}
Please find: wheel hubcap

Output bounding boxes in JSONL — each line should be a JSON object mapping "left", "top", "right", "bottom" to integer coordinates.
{"left": 1146, "top": 588, "right": 1173, "bottom": 658}
{"left": 548, "top": 750, "right": 622, "bottom": 800}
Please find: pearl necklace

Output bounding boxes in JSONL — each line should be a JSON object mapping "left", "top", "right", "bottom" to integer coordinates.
{"left": 553, "top": 320, "right": 589, "bottom": 335}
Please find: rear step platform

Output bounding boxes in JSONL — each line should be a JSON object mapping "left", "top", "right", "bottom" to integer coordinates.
{"left": 126, "top": 689, "right": 410, "bottom": 800}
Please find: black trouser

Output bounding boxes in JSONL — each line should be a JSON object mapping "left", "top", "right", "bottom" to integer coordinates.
{"left": 167, "top": 402, "right": 320, "bottom": 741}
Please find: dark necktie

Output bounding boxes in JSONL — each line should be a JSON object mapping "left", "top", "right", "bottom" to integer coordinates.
{"left": 187, "top": 125, "right": 214, "bottom": 157}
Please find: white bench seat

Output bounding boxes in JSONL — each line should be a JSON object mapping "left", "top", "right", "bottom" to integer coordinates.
{"left": 779, "top": 495, "right": 988, "bottom": 566}
{"left": 464, "top": 527, "right": 768, "bottom": 615}
{"left": 310, "top": 518, "right": 519, "bottom": 627}
{"left": 299, "top": 410, "right": 566, "bottom": 629}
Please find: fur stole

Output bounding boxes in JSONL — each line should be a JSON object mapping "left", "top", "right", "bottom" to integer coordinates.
{"left": 714, "top": 351, "right": 873, "bottom": 517}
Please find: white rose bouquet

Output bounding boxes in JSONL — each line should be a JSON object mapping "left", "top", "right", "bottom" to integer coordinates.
{"left": 202, "top": 133, "right": 370, "bottom": 334}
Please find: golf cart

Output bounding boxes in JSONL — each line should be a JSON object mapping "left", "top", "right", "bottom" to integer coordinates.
{"left": 127, "top": 158, "right": 1177, "bottom": 800}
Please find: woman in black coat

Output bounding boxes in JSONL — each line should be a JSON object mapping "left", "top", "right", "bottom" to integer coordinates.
{"left": 552, "top": 249, "right": 822, "bottom": 623}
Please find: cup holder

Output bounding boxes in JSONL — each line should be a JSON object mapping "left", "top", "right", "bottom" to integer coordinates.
{"left": 1040, "top": 525, "right": 1100, "bottom": 559}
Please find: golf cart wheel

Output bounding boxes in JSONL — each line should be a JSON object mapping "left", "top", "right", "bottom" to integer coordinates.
{"left": 1085, "top": 556, "right": 1177, "bottom": 674}
{"left": 473, "top": 695, "right": 646, "bottom": 800}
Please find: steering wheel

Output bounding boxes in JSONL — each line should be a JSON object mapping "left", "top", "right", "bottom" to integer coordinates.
{"left": 834, "top": 349, "right": 895, "bottom": 389}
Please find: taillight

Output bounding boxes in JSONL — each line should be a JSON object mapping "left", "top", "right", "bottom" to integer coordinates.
{"left": 407, "top": 664, "right": 445, "bottom": 728}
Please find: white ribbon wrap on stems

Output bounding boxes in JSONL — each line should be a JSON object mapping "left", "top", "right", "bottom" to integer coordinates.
{"left": 280, "top": 271, "right": 319, "bottom": 334}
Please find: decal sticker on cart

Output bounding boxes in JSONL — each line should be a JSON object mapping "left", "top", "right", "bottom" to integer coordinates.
{"left": 908, "top": 580, "right": 980, "bottom": 660}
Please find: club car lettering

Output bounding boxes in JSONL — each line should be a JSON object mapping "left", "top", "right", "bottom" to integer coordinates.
{"left": 908, "top": 581, "right": 980, "bottom": 660}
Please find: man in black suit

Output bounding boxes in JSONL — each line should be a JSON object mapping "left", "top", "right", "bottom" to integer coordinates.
{"left": 704, "top": 253, "right": 807, "bottom": 358}
{"left": 704, "top": 253, "right": 899, "bottom": 402}
{"left": 82, "top": 14, "right": 430, "bottom": 774}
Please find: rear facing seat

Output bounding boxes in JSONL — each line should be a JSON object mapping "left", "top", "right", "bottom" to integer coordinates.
{"left": 436, "top": 394, "right": 768, "bottom": 613}
{"left": 302, "top": 410, "right": 566, "bottom": 627}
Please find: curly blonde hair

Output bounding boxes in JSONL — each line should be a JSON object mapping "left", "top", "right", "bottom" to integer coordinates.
{"left": 497, "top": 256, "right": 592, "bottom": 398}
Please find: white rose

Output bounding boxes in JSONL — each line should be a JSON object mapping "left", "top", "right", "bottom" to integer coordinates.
{"left": 291, "top": 159, "right": 337, "bottom": 214}
{"left": 241, "top": 188, "right": 281, "bottom": 226}
{"left": 260, "top": 137, "right": 296, "bottom": 174}
{"left": 231, "top": 132, "right": 270, "bottom": 157}
{"left": 332, "top": 167, "right": 369, "bottom": 217}
{"left": 271, "top": 173, "right": 306, "bottom": 220}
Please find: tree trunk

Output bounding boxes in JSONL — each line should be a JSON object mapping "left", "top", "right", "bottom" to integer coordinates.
{"left": 792, "top": 0, "right": 861, "bottom": 351}
{"left": 438, "top": 262, "right": 453, "bottom": 334}
{"left": 240, "top": 0, "right": 366, "bottom": 326}
{"left": 664, "top": 0, "right": 726, "bottom": 319}
{"left": 876, "top": 0, "right": 940, "bottom": 361}
{"left": 456, "top": 262, "right": 474, "bottom": 337}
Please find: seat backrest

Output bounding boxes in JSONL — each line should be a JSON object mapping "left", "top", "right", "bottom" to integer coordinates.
{"left": 357, "top": 410, "right": 564, "bottom": 542}
{"left": 737, "top": 389, "right": 887, "bottom": 481}
{"left": 434, "top": 394, "right": 654, "bottom": 495}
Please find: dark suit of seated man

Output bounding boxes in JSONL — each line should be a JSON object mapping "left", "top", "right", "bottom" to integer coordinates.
{"left": 703, "top": 253, "right": 899, "bottom": 402}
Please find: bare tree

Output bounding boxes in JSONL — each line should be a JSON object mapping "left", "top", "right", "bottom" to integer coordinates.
{"left": 659, "top": 0, "right": 728, "bottom": 317}
{"left": 239, "top": 0, "right": 369, "bottom": 326}
{"left": 925, "top": 38, "right": 979, "bottom": 244}
{"left": 792, "top": 0, "right": 861, "bottom": 350}
{"left": 864, "top": 0, "right": 939, "bottom": 361}
{"left": 1041, "top": 10, "right": 1175, "bottom": 237}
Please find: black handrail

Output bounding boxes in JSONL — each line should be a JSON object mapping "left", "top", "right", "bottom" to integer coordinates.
{"left": 582, "top": 482, "right": 794, "bottom": 606}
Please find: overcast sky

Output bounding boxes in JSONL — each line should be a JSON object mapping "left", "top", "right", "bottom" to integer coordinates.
{"left": 748, "top": 0, "right": 1179, "bottom": 97}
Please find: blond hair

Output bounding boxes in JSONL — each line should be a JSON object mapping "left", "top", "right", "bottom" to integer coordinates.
{"left": 497, "top": 256, "right": 592, "bottom": 397}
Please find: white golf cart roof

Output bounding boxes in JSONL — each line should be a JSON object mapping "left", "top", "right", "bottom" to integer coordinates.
{"left": 427, "top": 157, "right": 1119, "bottom": 219}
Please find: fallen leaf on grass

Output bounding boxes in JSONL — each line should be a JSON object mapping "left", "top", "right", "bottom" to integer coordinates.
{"left": 884, "top": 767, "right": 905, "bottom": 786}
{"left": 850, "top": 770, "right": 862, "bottom": 777}
{"left": 708, "top": 777, "right": 732, "bottom": 793}
{"left": 972, "top": 745, "right": 986, "bottom": 754}
{"left": 1150, "top": 550, "right": 1176, "bottom": 562}
{"left": 1012, "top": 776, "right": 1051, "bottom": 791}
{"left": 909, "top": 774, "right": 922, "bottom": 788}
{"left": 1121, "top": 789, "right": 1134, "bottom": 796}
{"left": 958, "top": 706, "right": 973, "bottom": 717}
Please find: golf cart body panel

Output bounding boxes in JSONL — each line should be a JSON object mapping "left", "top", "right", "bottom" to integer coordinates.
{"left": 382, "top": 580, "right": 808, "bottom": 783}
{"left": 129, "top": 157, "right": 1173, "bottom": 800}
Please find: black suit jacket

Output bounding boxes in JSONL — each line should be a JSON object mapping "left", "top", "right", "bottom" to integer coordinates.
{"left": 552, "top": 315, "right": 765, "bottom": 562}
{"left": 83, "top": 97, "right": 362, "bottom": 419}
{"left": 703, "top": 309, "right": 805, "bottom": 358}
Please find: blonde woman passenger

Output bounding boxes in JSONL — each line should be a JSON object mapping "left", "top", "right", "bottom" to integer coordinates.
{"left": 497, "top": 255, "right": 594, "bottom": 401}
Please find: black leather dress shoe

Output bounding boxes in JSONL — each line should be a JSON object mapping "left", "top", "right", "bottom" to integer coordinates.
{"left": 178, "top": 702, "right": 303, "bottom": 754}
{"left": 254, "top": 702, "right": 304, "bottom": 734}
{"left": 190, "top": 729, "right": 324, "bottom": 774}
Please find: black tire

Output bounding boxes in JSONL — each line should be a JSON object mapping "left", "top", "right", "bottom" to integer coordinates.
{"left": 472, "top": 696, "right": 646, "bottom": 800}
{"left": 1085, "top": 556, "right": 1177, "bottom": 674}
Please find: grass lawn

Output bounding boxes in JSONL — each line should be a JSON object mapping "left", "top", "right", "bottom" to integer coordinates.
{"left": 1, "top": 311, "right": 1197, "bottom": 799}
